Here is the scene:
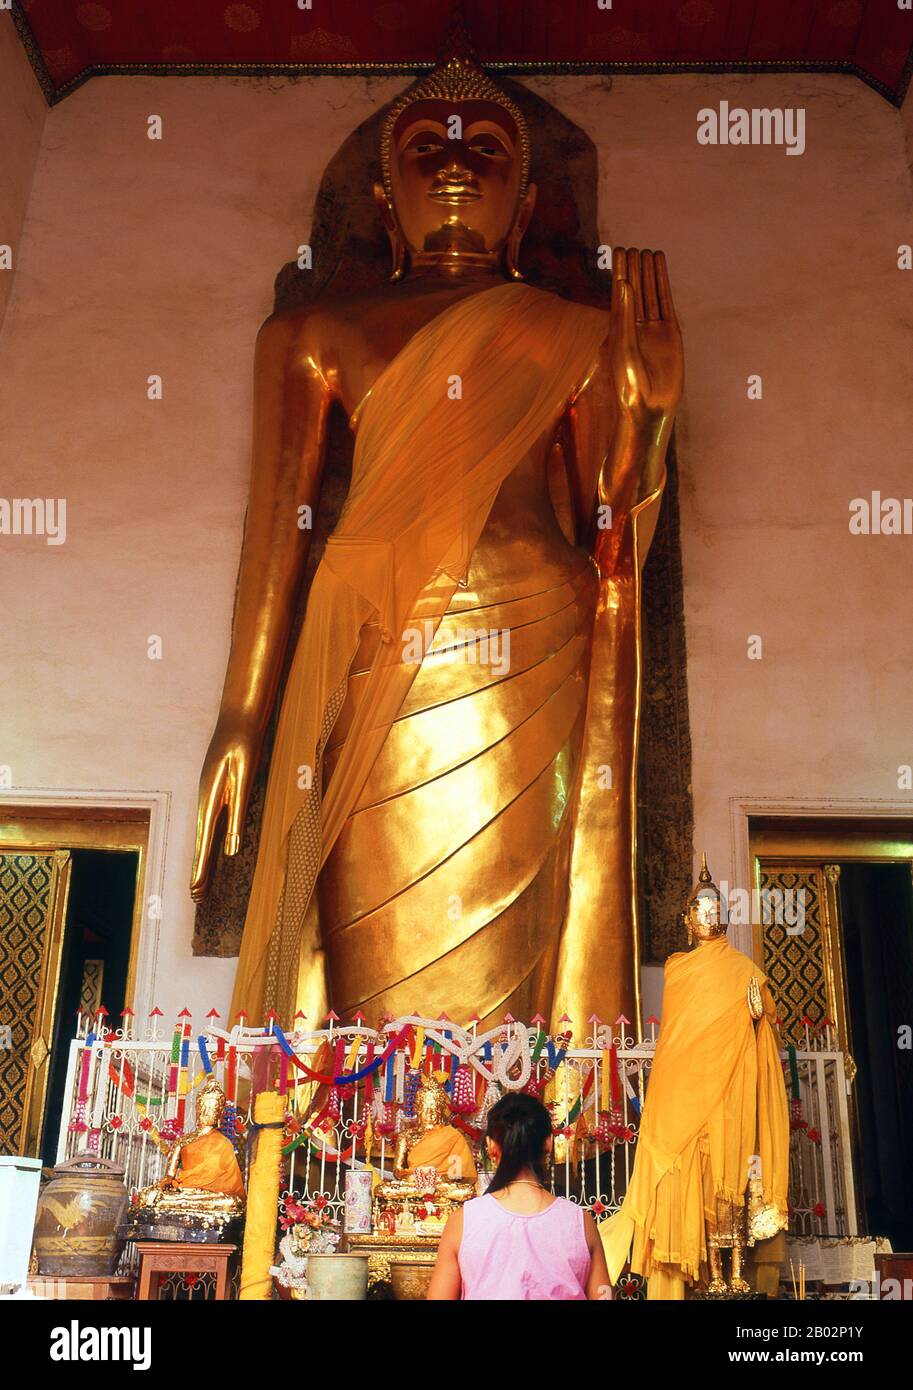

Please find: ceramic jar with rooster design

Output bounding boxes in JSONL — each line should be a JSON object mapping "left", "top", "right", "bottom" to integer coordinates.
{"left": 34, "top": 1154, "right": 129, "bottom": 1275}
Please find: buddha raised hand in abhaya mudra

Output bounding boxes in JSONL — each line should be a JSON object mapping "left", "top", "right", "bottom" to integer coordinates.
{"left": 191, "top": 6, "right": 683, "bottom": 1034}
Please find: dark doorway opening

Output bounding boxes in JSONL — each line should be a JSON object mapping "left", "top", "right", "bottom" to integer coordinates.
{"left": 41, "top": 848, "right": 138, "bottom": 1166}
{"left": 839, "top": 862, "right": 913, "bottom": 1250}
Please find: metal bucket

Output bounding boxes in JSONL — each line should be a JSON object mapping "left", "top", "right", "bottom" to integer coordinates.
{"left": 305, "top": 1252, "right": 369, "bottom": 1300}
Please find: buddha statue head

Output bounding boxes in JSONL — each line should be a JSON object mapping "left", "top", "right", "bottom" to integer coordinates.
{"left": 196, "top": 1075, "right": 227, "bottom": 1129}
{"left": 376, "top": 3, "right": 536, "bottom": 280}
{"left": 682, "top": 853, "right": 727, "bottom": 947}
{"left": 413, "top": 1071, "right": 452, "bottom": 1131}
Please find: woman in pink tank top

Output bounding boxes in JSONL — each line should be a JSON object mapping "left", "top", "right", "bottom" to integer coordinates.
{"left": 427, "top": 1092, "right": 611, "bottom": 1300}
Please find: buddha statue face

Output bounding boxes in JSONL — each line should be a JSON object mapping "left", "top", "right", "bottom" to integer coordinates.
{"left": 383, "top": 98, "right": 534, "bottom": 268}
{"left": 414, "top": 1073, "right": 451, "bottom": 1129}
{"left": 376, "top": 46, "right": 536, "bottom": 279}
{"left": 686, "top": 889, "right": 724, "bottom": 942}
{"left": 196, "top": 1079, "right": 226, "bottom": 1129}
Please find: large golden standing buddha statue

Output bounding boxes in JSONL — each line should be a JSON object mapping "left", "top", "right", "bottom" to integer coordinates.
{"left": 191, "top": 15, "right": 683, "bottom": 1033}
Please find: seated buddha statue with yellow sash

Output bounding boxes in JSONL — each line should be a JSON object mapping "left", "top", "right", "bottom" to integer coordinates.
{"left": 378, "top": 1072, "right": 476, "bottom": 1204}
{"left": 135, "top": 1077, "right": 245, "bottom": 1221}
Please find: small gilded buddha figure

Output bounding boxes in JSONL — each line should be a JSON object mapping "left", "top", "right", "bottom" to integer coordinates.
{"left": 379, "top": 1072, "right": 476, "bottom": 1203}
{"left": 135, "top": 1076, "right": 245, "bottom": 1221}
{"left": 600, "top": 855, "right": 789, "bottom": 1299}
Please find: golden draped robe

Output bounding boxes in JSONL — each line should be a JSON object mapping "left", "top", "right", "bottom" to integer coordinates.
{"left": 407, "top": 1126, "right": 477, "bottom": 1183}
{"left": 230, "top": 282, "right": 660, "bottom": 1029}
{"left": 600, "top": 937, "right": 789, "bottom": 1299}
{"left": 174, "top": 1131, "right": 246, "bottom": 1199}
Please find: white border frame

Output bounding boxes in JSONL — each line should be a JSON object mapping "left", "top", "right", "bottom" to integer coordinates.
{"left": 728, "top": 795, "right": 913, "bottom": 958}
{"left": 0, "top": 787, "right": 172, "bottom": 1020}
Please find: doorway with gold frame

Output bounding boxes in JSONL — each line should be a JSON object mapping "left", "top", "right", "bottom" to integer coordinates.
{"left": 747, "top": 815, "right": 913, "bottom": 1249}
{"left": 0, "top": 806, "right": 151, "bottom": 1162}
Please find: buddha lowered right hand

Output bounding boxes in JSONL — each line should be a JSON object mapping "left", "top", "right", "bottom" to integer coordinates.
{"left": 191, "top": 713, "right": 261, "bottom": 901}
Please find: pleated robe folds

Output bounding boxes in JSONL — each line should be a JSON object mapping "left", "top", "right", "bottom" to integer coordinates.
{"left": 230, "top": 282, "right": 618, "bottom": 1028}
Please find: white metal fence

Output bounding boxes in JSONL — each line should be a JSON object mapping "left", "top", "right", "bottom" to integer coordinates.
{"left": 55, "top": 1012, "right": 857, "bottom": 1239}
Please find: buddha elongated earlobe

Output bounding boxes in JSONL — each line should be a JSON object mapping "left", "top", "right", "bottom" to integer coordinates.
{"left": 374, "top": 182, "right": 407, "bottom": 281}
{"left": 387, "top": 224, "right": 406, "bottom": 282}
{"left": 505, "top": 224, "right": 525, "bottom": 281}
{"left": 506, "top": 183, "right": 537, "bottom": 282}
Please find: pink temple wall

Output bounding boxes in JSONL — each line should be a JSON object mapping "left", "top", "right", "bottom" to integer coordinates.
{"left": 1, "top": 68, "right": 912, "bottom": 1028}
{"left": 0, "top": 13, "right": 46, "bottom": 336}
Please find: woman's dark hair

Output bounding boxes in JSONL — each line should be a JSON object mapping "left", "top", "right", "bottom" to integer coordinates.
{"left": 486, "top": 1092, "right": 553, "bottom": 1194}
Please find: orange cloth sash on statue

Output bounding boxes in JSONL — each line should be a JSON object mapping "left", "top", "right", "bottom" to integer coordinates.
{"left": 175, "top": 1130, "right": 245, "bottom": 1199}
{"left": 407, "top": 1125, "right": 477, "bottom": 1183}
{"left": 230, "top": 283, "right": 609, "bottom": 1024}
{"left": 600, "top": 937, "right": 789, "bottom": 1292}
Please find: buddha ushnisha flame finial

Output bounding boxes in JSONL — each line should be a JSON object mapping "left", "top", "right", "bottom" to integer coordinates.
{"left": 379, "top": 0, "right": 530, "bottom": 203}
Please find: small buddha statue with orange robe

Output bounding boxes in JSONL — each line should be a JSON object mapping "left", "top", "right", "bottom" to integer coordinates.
{"left": 378, "top": 1072, "right": 476, "bottom": 1203}
{"left": 135, "top": 1076, "right": 245, "bottom": 1219}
